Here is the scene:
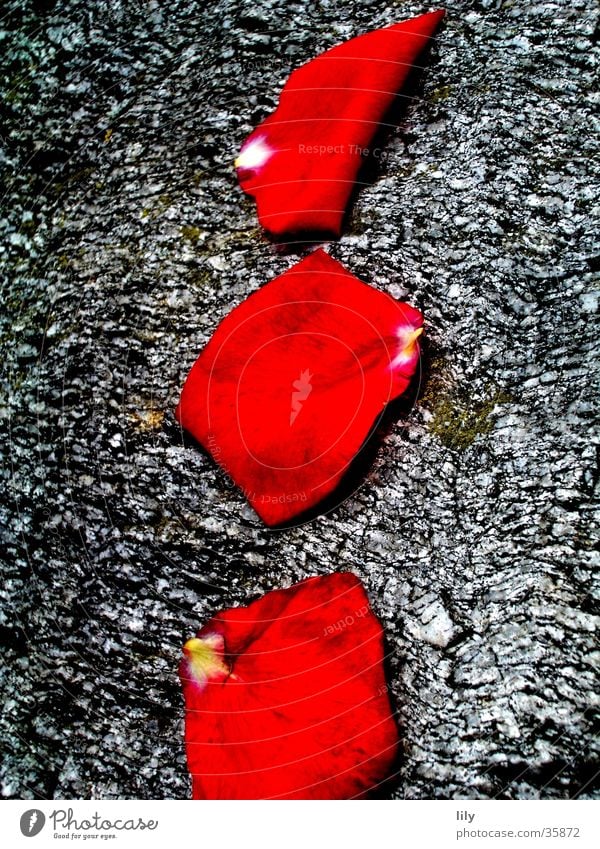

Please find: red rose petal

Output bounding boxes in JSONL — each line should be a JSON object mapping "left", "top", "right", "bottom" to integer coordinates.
{"left": 175, "top": 249, "right": 423, "bottom": 525}
{"left": 236, "top": 9, "right": 445, "bottom": 238}
{"left": 179, "top": 572, "right": 399, "bottom": 799}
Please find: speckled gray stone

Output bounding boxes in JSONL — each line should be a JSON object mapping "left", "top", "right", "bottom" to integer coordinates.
{"left": 1, "top": 0, "right": 598, "bottom": 800}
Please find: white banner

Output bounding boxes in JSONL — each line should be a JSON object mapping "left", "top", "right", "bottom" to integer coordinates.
{"left": 1, "top": 800, "right": 597, "bottom": 848}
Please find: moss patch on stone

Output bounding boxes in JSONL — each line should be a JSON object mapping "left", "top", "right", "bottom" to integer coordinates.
{"left": 429, "top": 84, "right": 453, "bottom": 104}
{"left": 181, "top": 225, "right": 202, "bottom": 244}
{"left": 422, "top": 368, "right": 511, "bottom": 451}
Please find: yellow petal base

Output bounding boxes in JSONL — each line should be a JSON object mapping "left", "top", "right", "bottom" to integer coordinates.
{"left": 183, "top": 634, "right": 230, "bottom": 687}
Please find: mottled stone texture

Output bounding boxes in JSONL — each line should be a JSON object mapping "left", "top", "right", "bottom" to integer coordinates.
{"left": 0, "top": 0, "right": 598, "bottom": 800}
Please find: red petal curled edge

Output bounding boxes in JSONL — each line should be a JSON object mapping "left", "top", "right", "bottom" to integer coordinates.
{"left": 175, "top": 249, "right": 423, "bottom": 526}
{"left": 179, "top": 572, "right": 399, "bottom": 799}
{"left": 236, "top": 10, "right": 445, "bottom": 239}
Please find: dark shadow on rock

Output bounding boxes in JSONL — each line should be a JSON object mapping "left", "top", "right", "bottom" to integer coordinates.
{"left": 341, "top": 57, "right": 437, "bottom": 228}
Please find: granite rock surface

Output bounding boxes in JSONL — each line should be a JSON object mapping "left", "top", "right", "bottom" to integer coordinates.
{"left": 1, "top": 0, "right": 598, "bottom": 799}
